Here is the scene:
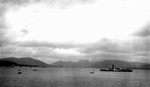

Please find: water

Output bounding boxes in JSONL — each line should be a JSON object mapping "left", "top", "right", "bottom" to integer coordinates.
{"left": 0, "top": 67, "right": 150, "bottom": 87}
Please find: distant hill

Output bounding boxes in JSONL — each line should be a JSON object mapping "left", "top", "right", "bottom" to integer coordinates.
{"left": 0, "top": 57, "right": 50, "bottom": 67}
{"left": 91, "top": 60, "right": 150, "bottom": 69}
{"left": 52, "top": 60, "right": 150, "bottom": 69}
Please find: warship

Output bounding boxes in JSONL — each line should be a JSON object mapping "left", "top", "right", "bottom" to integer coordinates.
{"left": 100, "top": 64, "right": 133, "bottom": 72}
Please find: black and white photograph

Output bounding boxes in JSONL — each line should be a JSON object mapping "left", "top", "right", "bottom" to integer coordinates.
{"left": 0, "top": 0, "right": 150, "bottom": 87}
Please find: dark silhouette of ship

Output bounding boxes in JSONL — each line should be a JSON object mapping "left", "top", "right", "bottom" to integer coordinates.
{"left": 100, "top": 64, "right": 133, "bottom": 72}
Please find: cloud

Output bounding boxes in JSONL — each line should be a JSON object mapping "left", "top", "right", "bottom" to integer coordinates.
{"left": 85, "top": 51, "right": 133, "bottom": 62}
{"left": 0, "top": 0, "right": 39, "bottom": 6}
{"left": 0, "top": 43, "right": 85, "bottom": 63}
{"left": 79, "top": 39, "right": 131, "bottom": 54}
{"left": 15, "top": 41, "right": 83, "bottom": 49}
{"left": 131, "top": 23, "right": 150, "bottom": 63}
{"left": 0, "top": 0, "right": 150, "bottom": 64}
{"left": 0, "top": 0, "right": 95, "bottom": 7}
{"left": 0, "top": 0, "right": 96, "bottom": 44}
{"left": 132, "top": 38, "right": 150, "bottom": 52}
{"left": 0, "top": 44, "right": 35, "bottom": 58}
{"left": 134, "top": 23, "right": 150, "bottom": 37}
{"left": 129, "top": 24, "right": 150, "bottom": 62}
{"left": 0, "top": 3, "right": 9, "bottom": 44}
{"left": 77, "top": 39, "right": 133, "bottom": 61}
{"left": 132, "top": 23, "right": 150, "bottom": 52}
{"left": 76, "top": 38, "right": 150, "bottom": 63}
{"left": 0, "top": 37, "right": 150, "bottom": 63}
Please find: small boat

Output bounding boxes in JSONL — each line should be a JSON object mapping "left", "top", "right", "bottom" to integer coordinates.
{"left": 17, "top": 71, "right": 22, "bottom": 74}
{"left": 90, "top": 71, "right": 94, "bottom": 74}
{"left": 100, "top": 65, "right": 133, "bottom": 72}
{"left": 33, "top": 69, "right": 37, "bottom": 71}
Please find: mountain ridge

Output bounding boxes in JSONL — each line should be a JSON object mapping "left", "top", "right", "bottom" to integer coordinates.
{"left": 1, "top": 57, "right": 150, "bottom": 69}
{"left": 52, "top": 60, "right": 150, "bottom": 69}
{"left": 0, "top": 57, "right": 50, "bottom": 67}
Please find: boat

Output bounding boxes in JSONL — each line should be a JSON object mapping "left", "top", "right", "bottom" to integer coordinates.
{"left": 100, "top": 64, "right": 133, "bottom": 72}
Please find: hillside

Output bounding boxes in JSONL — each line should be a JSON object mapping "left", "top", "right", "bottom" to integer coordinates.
{"left": 0, "top": 57, "right": 50, "bottom": 67}
{"left": 0, "top": 60, "right": 18, "bottom": 67}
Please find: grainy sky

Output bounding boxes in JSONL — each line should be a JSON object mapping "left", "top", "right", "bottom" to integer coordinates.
{"left": 0, "top": 0, "right": 150, "bottom": 64}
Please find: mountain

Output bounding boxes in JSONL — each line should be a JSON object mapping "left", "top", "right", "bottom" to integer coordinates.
{"left": 52, "top": 60, "right": 150, "bottom": 69}
{"left": 0, "top": 57, "right": 50, "bottom": 67}
{"left": 0, "top": 60, "right": 18, "bottom": 67}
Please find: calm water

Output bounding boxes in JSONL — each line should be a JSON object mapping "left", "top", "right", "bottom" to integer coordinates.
{"left": 0, "top": 67, "right": 150, "bottom": 87}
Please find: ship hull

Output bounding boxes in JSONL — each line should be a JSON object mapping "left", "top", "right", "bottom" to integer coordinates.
{"left": 100, "top": 68, "right": 133, "bottom": 72}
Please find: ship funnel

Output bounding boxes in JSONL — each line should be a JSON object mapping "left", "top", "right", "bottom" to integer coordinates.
{"left": 112, "top": 64, "right": 114, "bottom": 70}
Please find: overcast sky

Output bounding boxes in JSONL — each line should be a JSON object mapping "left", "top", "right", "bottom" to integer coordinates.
{"left": 0, "top": 0, "right": 150, "bottom": 64}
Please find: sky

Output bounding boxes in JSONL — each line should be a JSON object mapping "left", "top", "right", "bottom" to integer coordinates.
{"left": 0, "top": 0, "right": 150, "bottom": 64}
